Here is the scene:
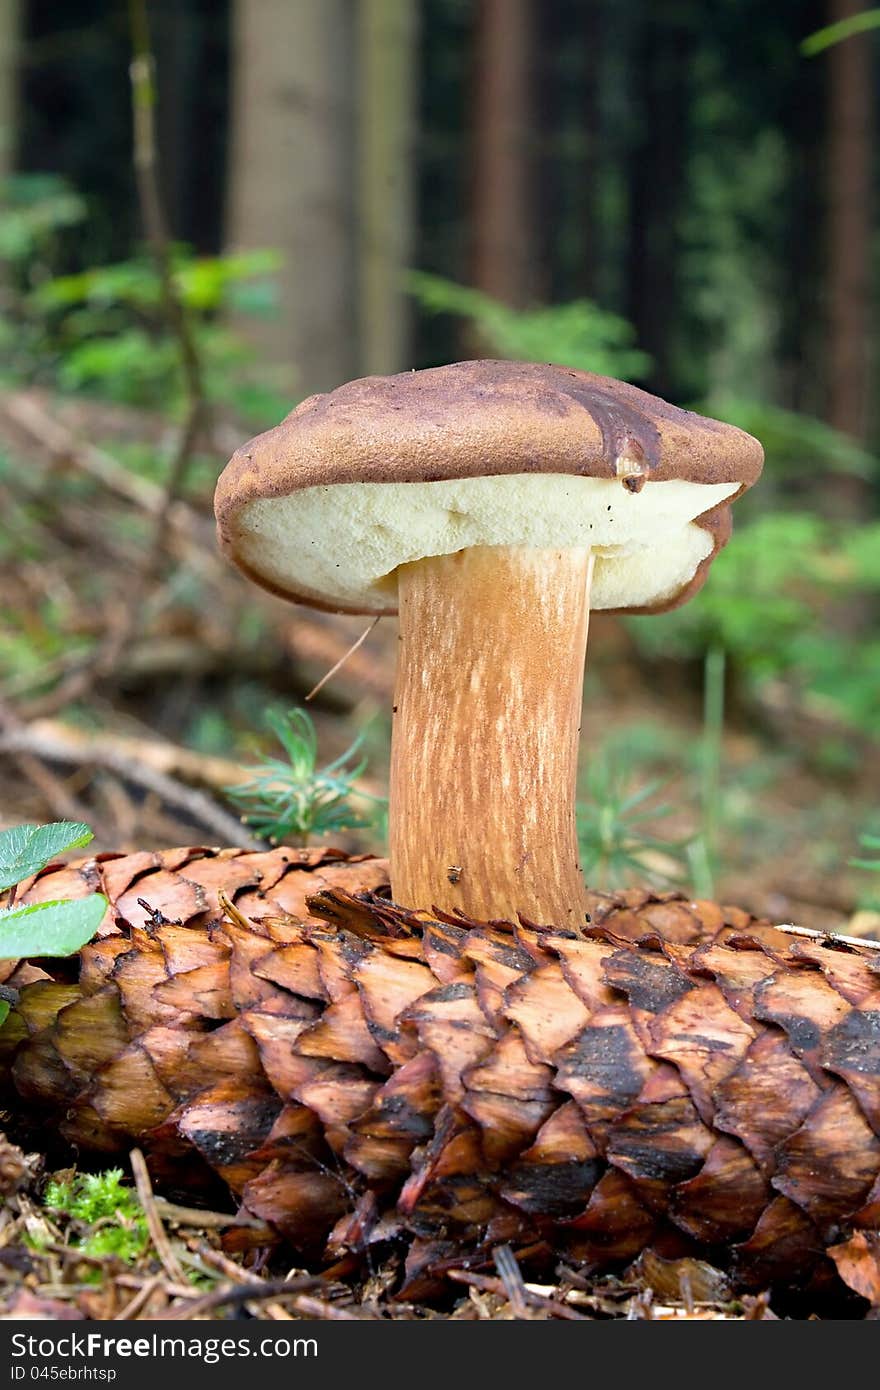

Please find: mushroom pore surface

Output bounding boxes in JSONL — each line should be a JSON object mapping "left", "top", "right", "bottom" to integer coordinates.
{"left": 231, "top": 473, "right": 740, "bottom": 613}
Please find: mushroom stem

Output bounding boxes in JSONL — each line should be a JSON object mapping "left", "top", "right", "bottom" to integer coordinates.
{"left": 390, "top": 544, "right": 594, "bottom": 924}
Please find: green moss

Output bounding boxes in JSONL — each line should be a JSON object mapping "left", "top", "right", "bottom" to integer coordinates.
{"left": 43, "top": 1168, "right": 148, "bottom": 1269}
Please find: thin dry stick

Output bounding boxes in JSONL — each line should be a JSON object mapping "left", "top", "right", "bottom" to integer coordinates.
{"left": 113, "top": 1271, "right": 195, "bottom": 1299}
{"left": 113, "top": 1273, "right": 166, "bottom": 1321}
{"left": 4, "top": 752, "right": 90, "bottom": 827}
{"left": 130, "top": 1147, "right": 186, "bottom": 1287}
{"left": 291, "top": 1295, "right": 370, "bottom": 1320}
{"left": 154, "top": 1197, "right": 260, "bottom": 1231}
{"left": 304, "top": 618, "right": 381, "bottom": 702}
{"left": 217, "top": 889, "right": 257, "bottom": 931}
{"left": 186, "top": 1243, "right": 266, "bottom": 1283}
{"left": 184, "top": 1242, "right": 301, "bottom": 1321}
{"left": 163, "top": 1276, "right": 322, "bottom": 1321}
{"left": 258, "top": 1304, "right": 297, "bottom": 1322}
{"left": 774, "top": 921, "right": 880, "bottom": 951}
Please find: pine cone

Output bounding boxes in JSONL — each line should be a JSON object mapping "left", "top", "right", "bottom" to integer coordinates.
{"left": 2, "top": 846, "right": 879, "bottom": 1306}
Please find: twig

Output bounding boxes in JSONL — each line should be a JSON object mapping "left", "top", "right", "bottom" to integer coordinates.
{"left": 113, "top": 1271, "right": 195, "bottom": 1298}
{"left": 258, "top": 1304, "right": 298, "bottom": 1321}
{"left": 292, "top": 1295, "right": 371, "bottom": 1320}
{"left": 773, "top": 921, "right": 880, "bottom": 951}
{"left": 305, "top": 618, "right": 381, "bottom": 702}
{"left": 182, "top": 1242, "right": 307, "bottom": 1321}
{"left": 154, "top": 1197, "right": 261, "bottom": 1231}
{"left": 92, "top": 772, "right": 138, "bottom": 845}
{"left": 130, "top": 1148, "right": 186, "bottom": 1286}
{"left": 3, "top": 751, "right": 91, "bottom": 827}
{"left": 217, "top": 890, "right": 255, "bottom": 930}
{"left": 184, "top": 1244, "right": 264, "bottom": 1282}
{"left": 113, "top": 1273, "right": 166, "bottom": 1320}
{"left": 163, "top": 1276, "right": 322, "bottom": 1321}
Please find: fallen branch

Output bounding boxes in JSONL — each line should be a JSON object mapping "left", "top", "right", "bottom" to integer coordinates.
{"left": 0, "top": 723, "right": 259, "bottom": 847}
{"left": 0, "top": 392, "right": 211, "bottom": 544}
{"left": 16, "top": 719, "right": 251, "bottom": 794}
{"left": 0, "top": 717, "right": 385, "bottom": 820}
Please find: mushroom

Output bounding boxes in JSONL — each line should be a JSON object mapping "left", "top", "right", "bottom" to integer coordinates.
{"left": 215, "top": 360, "right": 763, "bottom": 926}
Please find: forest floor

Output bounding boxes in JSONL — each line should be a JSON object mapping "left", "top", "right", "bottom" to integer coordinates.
{"left": 0, "top": 388, "right": 877, "bottom": 1321}
{"left": 0, "top": 1131, "right": 802, "bottom": 1321}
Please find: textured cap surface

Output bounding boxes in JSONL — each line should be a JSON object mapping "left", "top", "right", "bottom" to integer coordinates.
{"left": 215, "top": 360, "right": 763, "bottom": 615}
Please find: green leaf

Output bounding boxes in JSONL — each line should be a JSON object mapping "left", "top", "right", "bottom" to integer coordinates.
{"left": 0, "top": 1000, "right": 9, "bottom": 1027}
{"left": 0, "top": 894, "right": 107, "bottom": 960}
{"left": 0, "top": 821, "right": 95, "bottom": 893}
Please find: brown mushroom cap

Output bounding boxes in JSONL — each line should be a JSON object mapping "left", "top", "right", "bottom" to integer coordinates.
{"left": 215, "top": 359, "right": 763, "bottom": 615}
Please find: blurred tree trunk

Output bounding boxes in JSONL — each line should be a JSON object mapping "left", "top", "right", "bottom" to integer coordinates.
{"left": 578, "top": 0, "right": 601, "bottom": 302}
{"left": 0, "top": 0, "right": 21, "bottom": 178}
{"left": 357, "top": 0, "right": 420, "bottom": 377}
{"left": 152, "top": 2, "right": 197, "bottom": 243}
{"left": 626, "top": 5, "right": 692, "bottom": 399}
{"left": 826, "top": 0, "right": 872, "bottom": 452}
{"left": 470, "top": 0, "right": 535, "bottom": 307}
{"left": 225, "top": 0, "right": 355, "bottom": 398}
{"left": 151, "top": 0, "right": 228, "bottom": 255}
{"left": 536, "top": 0, "right": 600, "bottom": 305}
